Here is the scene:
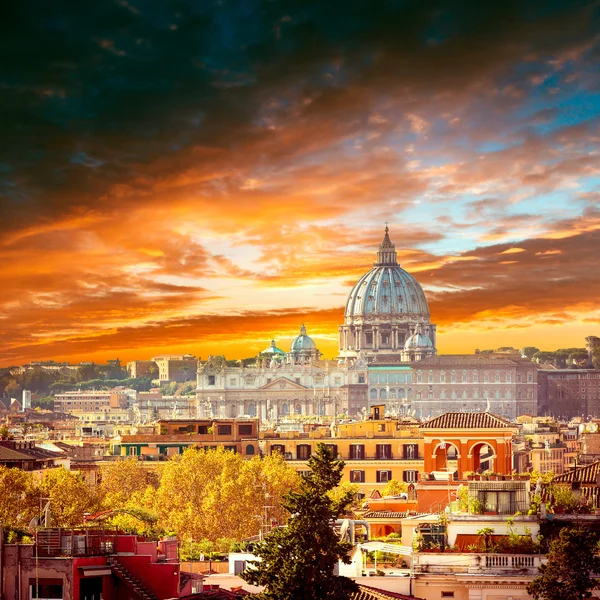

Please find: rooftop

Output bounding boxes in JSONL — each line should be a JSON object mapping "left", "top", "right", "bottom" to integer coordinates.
{"left": 420, "top": 412, "right": 514, "bottom": 429}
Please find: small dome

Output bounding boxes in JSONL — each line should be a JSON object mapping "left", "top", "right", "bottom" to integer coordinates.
{"left": 291, "top": 324, "right": 317, "bottom": 353}
{"left": 404, "top": 324, "right": 433, "bottom": 350}
{"left": 261, "top": 340, "right": 286, "bottom": 356}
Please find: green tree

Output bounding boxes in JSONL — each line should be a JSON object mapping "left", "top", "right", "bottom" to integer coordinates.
{"left": 522, "top": 346, "right": 540, "bottom": 360}
{"left": 241, "top": 443, "right": 358, "bottom": 600}
{"left": 527, "top": 527, "right": 600, "bottom": 600}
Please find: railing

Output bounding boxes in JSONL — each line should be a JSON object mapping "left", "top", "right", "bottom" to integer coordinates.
{"left": 413, "top": 553, "right": 545, "bottom": 575}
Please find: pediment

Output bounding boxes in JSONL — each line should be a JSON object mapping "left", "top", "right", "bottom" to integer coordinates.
{"left": 259, "top": 377, "right": 307, "bottom": 391}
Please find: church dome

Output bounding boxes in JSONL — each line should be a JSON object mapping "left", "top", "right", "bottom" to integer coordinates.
{"left": 260, "top": 340, "right": 286, "bottom": 356}
{"left": 404, "top": 324, "right": 433, "bottom": 350}
{"left": 344, "top": 226, "right": 430, "bottom": 321}
{"left": 291, "top": 324, "right": 317, "bottom": 353}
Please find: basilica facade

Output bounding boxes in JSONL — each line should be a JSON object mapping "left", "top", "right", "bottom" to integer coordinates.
{"left": 196, "top": 227, "right": 537, "bottom": 421}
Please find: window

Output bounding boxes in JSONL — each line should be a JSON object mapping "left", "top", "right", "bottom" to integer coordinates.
{"left": 462, "top": 371, "right": 468, "bottom": 383}
{"left": 208, "top": 375, "right": 215, "bottom": 386}
{"left": 378, "top": 423, "right": 386, "bottom": 432}
{"left": 440, "top": 371, "right": 446, "bottom": 383}
{"left": 358, "top": 375, "right": 365, "bottom": 384}
{"left": 271, "top": 444, "right": 285, "bottom": 455}
{"left": 527, "top": 372, "right": 533, "bottom": 383}
{"left": 217, "top": 424, "right": 232, "bottom": 435}
{"left": 403, "top": 470, "right": 418, "bottom": 483}
{"left": 295, "top": 377, "right": 301, "bottom": 384}
{"left": 428, "top": 372, "right": 433, "bottom": 383}
{"left": 381, "top": 332, "right": 390, "bottom": 345}
{"left": 30, "top": 580, "right": 63, "bottom": 600}
{"left": 403, "top": 444, "right": 418, "bottom": 459}
{"left": 324, "top": 444, "right": 338, "bottom": 458}
{"left": 495, "top": 373, "right": 500, "bottom": 383}
{"left": 441, "top": 593, "right": 454, "bottom": 598}
{"left": 473, "top": 370, "right": 478, "bottom": 383}
{"left": 451, "top": 371, "right": 457, "bottom": 383}
{"left": 350, "top": 470, "right": 365, "bottom": 483}
{"left": 365, "top": 332, "right": 373, "bottom": 345}
{"left": 376, "top": 470, "right": 392, "bottom": 483}
{"left": 229, "top": 377, "right": 237, "bottom": 386}
{"left": 197, "top": 425, "right": 209, "bottom": 434}
{"left": 238, "top": 424, "right": 253, "bottom": 435}
{"left": 297, "top": 444, "right": 311, "bottom": 460}
{"left": 484, "top": 372, "right": 489, "bottom": 383}
{"left": 506, "top": 373, "right": 512, "bottom": 383}
{"left": 417, "top": 372, "right": 423, "bottom": 383}
{"left": 349, "top": 444, "right": 365, "bottom": 459}
{"left": 376, "top": 444, "right": 392, "bottom": 459}
{"left": 245, "top": 445, "right": 255, "bottom": 455}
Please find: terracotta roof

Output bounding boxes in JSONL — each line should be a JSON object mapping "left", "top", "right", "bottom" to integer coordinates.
{"left": 0, "top": 446, "right": 35, "bottom": 461}
{"left": 352, "top": 584, "right": 420, "bottom": 600}
{"left": 362, "top": 511, "right": 408, "bottom": 519}
{"left": 552, "top": 461, "right": 600, "bottom": 485}
{"left": 420, "top": 412, "right": 514, "bottom": 429}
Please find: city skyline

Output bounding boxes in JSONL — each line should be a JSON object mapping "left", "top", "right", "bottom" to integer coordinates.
{"left": 1, "top": 1, "right": 600, "bottom": 367}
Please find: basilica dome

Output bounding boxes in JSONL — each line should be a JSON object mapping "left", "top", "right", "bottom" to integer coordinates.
{"left": 344, "top": 227, "right": 430, "bottom": 320}
{"left": 338, "top": 226, "right": 436, "bottom": 362}
{"left": 291, "top": 324, "right": 317, "bottom": 352}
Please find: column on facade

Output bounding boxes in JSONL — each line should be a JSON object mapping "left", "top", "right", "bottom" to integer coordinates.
{"left": 260, "top": 401, "right": 267, "bottom": 422}
{"left": 373, "top": 326, "right": 379, "bottom": 350}
{"left": 356, "top": 326, "right": 362, "bottom": 350}
{"left": 238, "top": 402, "right": 245, "bottom": 417}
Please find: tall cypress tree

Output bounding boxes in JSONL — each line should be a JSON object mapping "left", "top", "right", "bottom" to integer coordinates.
{"left": 241, "top": 443, "right": 359, "bottom": 600}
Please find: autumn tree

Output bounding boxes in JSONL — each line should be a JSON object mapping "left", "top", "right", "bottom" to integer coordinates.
{"left": 99, "top": 457, "right": 159, "bottom": 509}
{"left": 241, "top": 443, "right": 358, "bottom": 600}
{"left": 0, "top": 466, "right": 38, "bottom": 527}
{"left": 39, "top": 468, "right": 96, "bottom": 527}
{"left": 527, "top": 527, "right": 600, "bottom": 600}
{"left": 154, "top": 447, "right": 299, "bottom": 542}
{"left": 381, "top": 479, "right": 408, "bottom": 497}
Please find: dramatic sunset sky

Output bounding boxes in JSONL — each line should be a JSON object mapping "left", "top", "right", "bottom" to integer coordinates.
{"left": 1, "top": 0, "right": 600, "bottom": 367}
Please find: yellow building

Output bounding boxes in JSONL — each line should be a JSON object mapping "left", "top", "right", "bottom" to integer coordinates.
{"left": 263, "top": 406, "right": 426, "bottom": 492}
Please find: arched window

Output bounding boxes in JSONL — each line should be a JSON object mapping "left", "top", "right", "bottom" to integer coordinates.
{"left": 281, "top": 403, "right": 289, "bottom": 416}
{"left": 248, "top": 403, "right": 256, "bottom": 417}
{"left": 246, "top": 445, "right": 255, "bottom": 455}
{"left": 389, "top": 388, "right": 397, "bottom": 399}
{"left": 380, "top": 388, "right": 387, "bottom": 400}
{"left": 370, "top": 388, "right": 378, "bottom": 400}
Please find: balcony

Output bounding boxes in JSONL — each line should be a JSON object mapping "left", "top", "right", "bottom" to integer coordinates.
{"left": 413, "top": 552, "right": 545, "bottom": 575}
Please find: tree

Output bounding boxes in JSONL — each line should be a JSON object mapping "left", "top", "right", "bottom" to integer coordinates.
{"left": 527, "top": 527, "right": 600, "bottom": 600}
{"left": 99, "top": 457, "right": 159, "bottom": 509}
{"left": 154, "top": 447, "right": 299, "bottom": 543}
{"left": 5, "top": 379, "right": 22, "bottom": 399}
{"left": 241, "top": 443, "right": 358, "bottom": 600}
{"left": 522, "top": 346, "right": 540, "bottom": 360}
{"left": 381, "top": 479, "right": 408, "bottom": 497}
{"left": 0, "top": 466, "right": 38, "bottom": 527}
{"left": 39, "top": 468, "right": 97, "bottom": 527}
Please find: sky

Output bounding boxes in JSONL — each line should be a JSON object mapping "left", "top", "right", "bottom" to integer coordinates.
{"left": 1, "top": 0, "right": 600, "bottom": 367}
